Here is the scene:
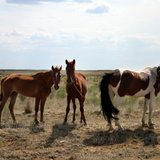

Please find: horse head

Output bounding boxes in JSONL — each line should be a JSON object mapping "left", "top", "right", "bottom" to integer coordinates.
{"left": 65, "top": 59, "right": 76, "bottom": 84}
{"left": 154, "top": 66, "right": 160, "bottom": 90}
{"left": 52, "top": 65, "right": 62, "bottom": 90}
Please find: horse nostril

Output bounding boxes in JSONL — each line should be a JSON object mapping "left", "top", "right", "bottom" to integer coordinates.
{"left": 54, "top": 85, "right": 59, "bottom": 90}
{"left": 67, "top": 79, "right": 71, "bottom": 83}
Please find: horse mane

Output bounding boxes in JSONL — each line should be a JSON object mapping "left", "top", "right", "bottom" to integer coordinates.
{"left": 76, "top": 73, "right": 86, "bottom": 80}
{"left": 32, "top": 70, "right": 52, "bottom": 79}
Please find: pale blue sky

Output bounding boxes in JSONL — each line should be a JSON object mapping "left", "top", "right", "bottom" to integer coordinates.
{"left": 0, "top": 0, "right": 160, "bottom": 70}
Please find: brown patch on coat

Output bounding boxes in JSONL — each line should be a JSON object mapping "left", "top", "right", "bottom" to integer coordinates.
{"left": 117, "top": 70, "right": 149, "bottom": 97}
{"left": 110, "top": 69, "right": 121, "bottom": 87}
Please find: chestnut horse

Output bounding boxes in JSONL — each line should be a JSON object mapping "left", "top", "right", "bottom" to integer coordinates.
{"left": 63, "top": 59, "right": 87, "bottom": 125}
{"left": 0, "top": 66, "right": 62, "bottom": 125}
{"left": 100, "top": 66, "right": 160, "bottom": 130}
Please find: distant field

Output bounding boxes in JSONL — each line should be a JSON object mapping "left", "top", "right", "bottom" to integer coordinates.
{"left": 0, "top": 70, "right": 160, "bottom": 160}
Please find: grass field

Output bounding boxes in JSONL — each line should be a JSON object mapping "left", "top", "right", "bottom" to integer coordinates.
{"left": 0, "top": 70, "right": 160, "bottom": 160}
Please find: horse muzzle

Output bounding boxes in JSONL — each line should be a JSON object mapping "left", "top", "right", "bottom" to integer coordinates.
{"left": 54, "top": 85, "right": 59, "bottom": 90}
{"left": 67, "top": 79, "right": 72, "bottom": 83}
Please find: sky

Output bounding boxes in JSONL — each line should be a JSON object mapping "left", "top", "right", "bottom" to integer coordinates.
{"left": 0, "top": 0, "right": 160, "bottom": 70}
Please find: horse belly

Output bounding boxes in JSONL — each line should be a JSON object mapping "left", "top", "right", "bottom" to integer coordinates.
{"left": 132, "top": 87, "right": 151, "bottom": 97}
{"left": 14, "top": 81, "right": 39, "bottom": 97}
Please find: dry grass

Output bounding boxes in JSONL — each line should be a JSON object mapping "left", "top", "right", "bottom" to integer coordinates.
{"left": 0, "top": 70, "right": 160, "bottom": 160}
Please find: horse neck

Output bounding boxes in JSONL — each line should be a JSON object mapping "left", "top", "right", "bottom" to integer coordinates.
{"left": 43, "top": 71, "right": 54, "bottom": 88}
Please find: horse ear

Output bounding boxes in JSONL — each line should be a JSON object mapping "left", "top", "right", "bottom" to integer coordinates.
{"left": 52, "top": 66, "right": 55, "bottom": 71}
{"left": 60, "top": 65, "right": 62, "bottom": 71}
{"left": 65, "top": 60, "right": 68, "bottom": 64}
{"left": 157, "top": 66, "right": 160, "bottom": 72}
{"left": 73, "top": 59, "right": 75, "bottom": 65}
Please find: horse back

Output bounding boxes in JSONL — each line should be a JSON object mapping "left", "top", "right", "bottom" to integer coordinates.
{"left": 118, "top": 70, "right": 150, "bottom": 96}
{"left": 2, "top": 74, "right": 47, "bottom": 97}
{"left": 75, "top": 73, "right": 87, "bottom": 86}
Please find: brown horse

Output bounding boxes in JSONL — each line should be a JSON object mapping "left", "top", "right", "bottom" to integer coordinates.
{"left": 63, "top": 59, "right": 87, "bottom": 125}
{"left": 0, "top": 66, "right": 62, "bottom": 125}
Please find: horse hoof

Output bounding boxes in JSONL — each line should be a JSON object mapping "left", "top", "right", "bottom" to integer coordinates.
{"left": 118, "top": 126, "right": 122, "bottom": 130}
{"left": 84, "top": 123, "right": 87, "bottom": 126}
{"left": 63, "top": 121, "right": 67, "bottom": 125}
{"left": 35, "top": 120, "right": 39, "bottom": 125}
{"left": 142, "top": 123, "right": 148, "bottom": 128}
{"left": 72, "top": 121, "right": 75, "bottom": 124}
{"left": 148, "top": 123, "right": 154, "bottom": 129}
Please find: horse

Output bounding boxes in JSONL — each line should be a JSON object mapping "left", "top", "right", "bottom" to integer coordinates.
{"left": 100, "top": 66, "right": 160, "bottom": 130}
{"left": 63, "top": 59, "right": 87, "bottom": 125}
{"left": 0, "top": 66, "right": 62, "bottom": 125}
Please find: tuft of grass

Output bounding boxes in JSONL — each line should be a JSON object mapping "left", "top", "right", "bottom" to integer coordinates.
{"left": 19, "top": 94, "right": 26, "bottom": 102}
{"left": 126, "top": 105, "right": 133, "bottom": 116}
{"left": 2, "top": 103, "right": 10, "bottom": 116}
{"left": 24, "top": 101, "right": 32, "bottom": 114}
{"left": 87, "top": 97, "right": 100, "bottom": 105}
{"left": 0, "top": 138, "right": 4, "bottom": 148}
{"left": 55, "top": 86, "right": 66, "bottom": 99}
{"left": 122, "top": 97, "right": 137, "bottom": 106}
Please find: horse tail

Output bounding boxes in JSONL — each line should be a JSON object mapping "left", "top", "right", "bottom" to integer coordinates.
{"left": 0, "top": 77, "right": 6, "bottom": 101}
{"left": 100, "top": 73, "right": 119, "bottom": 124}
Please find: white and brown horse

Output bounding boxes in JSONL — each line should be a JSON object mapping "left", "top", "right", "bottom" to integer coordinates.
{"left": 100, "top": 66, "right": 160, "bottom": 130}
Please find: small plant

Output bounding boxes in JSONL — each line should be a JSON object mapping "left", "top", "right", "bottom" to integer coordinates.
{"left": 19, "top": 94, "right": 26, "bottom": 102}
{"left": 2, "top": 103, "right": 9, "bottom": 116}
{"left": 87, "top": 96, "right": 100, "bottom": 105}
{"left": 56, "top": 86, "right": 66, "bottom": 99}
{"left": 126, "top": 105, "right": 133, "bottom": 116}
{"left": 24, "top": 101, "right": 32, "bottom": 114}
{"left": 0, "top": 138, "right": 4, "bottom": 148}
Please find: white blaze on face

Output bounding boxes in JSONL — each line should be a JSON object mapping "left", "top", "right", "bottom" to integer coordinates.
{"left": 55, "top": 72, "right": 58, "bottom": 80}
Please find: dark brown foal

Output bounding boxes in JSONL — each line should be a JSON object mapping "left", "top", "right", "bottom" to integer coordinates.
{"left": 63, "top": 59, "right": 87, "bottom": 125}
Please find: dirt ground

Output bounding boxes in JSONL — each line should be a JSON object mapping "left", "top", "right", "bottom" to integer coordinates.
{"left": 0, "top": 70, "right": 160, "bottom": 160}
{"left": 0, "top": 95, "right": 160, "bottom": 160}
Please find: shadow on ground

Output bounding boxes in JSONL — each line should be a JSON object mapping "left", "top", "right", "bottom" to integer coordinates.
{"left": 44, "top": 123, "right": 76, "bottom": 147}
{"left": 83, "top": 127, "right": 160, "bottom": 146}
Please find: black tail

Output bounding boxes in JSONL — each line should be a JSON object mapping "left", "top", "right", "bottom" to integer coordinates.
{"left": 100, "top": 73, "right": 119, "bottom": 124}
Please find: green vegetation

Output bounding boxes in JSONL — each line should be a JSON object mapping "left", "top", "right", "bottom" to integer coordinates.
{"left": 0, "top": 138, "right": 4, "bottom": 148}
{"left": 55, "top": 86, "right": 66, "bottom": 99}
{"left": 1, "top": 70, "right": 160, "bottom": 119}
{"left": 2, "top": 103, "right": 10, "bottom": 116}
{"left": 19, "top": 94, "right": 26, "bottom": 102}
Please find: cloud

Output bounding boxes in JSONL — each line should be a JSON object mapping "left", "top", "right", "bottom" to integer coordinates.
{"left": 73, "top": 0, "right": 92, "bottom": 3}
{"left": 86, "top": 5, "right": 109, "bottom": 14}
{"left": 6, "top": 0, "right": 65, "bottom": 5}
{"left": 6, "top": 0, "right": 91, "bottom": 5}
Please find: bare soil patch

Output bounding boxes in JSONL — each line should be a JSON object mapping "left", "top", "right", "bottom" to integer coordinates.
{"left": 0, "top": 70, "right": 160, "bottom": 160}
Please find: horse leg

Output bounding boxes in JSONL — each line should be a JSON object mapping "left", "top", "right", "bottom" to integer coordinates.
{"left": 63, "top": 95, "right": 71, "bottom": 124}
{"left": 34, "top": 98, "right": 40, "bottom": 124}
{"left": 9, "top": 92, "right": 18, "bottom": 123}
{"left": 114, "top": 96, "right": 122, "bottom": 130}
{"left": 72, "top": 98, "right": 76, "bottom": 123}
{"left": 142, "top": 98, "right": 148, "bottom": 127}
{"left": 0, "top": 96, "right": 9, "bottom": 125}
{"left": 148, "top": 95, "right": 155, "bottom": 129}
{"left": 40, "top": 98, "right": 46, "bottom": 123}
{"left": 79, "top": 98, "right": 86, "bottom": 125}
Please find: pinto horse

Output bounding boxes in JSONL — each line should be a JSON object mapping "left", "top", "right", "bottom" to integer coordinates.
{"left": 0, "top": 66, "right": 62, "bottom": 125}
{"left": 100, "top": 66, "right": 160, "bottom": 130}
{"left": 63, "top": 59, "right": 87, "bottom": 125}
